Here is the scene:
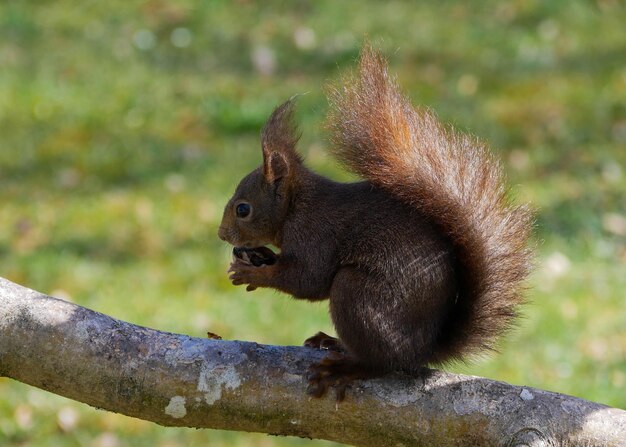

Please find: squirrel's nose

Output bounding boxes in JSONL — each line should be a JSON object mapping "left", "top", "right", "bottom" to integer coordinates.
{"left": 218, "top": 227, "right": 227, "bottom": 241}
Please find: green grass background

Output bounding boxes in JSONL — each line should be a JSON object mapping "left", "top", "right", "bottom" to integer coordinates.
{"left": 1, "top": 1, "right": 625, "bottom": 446}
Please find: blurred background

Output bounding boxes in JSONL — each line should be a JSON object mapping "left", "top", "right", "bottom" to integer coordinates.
{"left": 0, "top": 1, "right": 625, "bottom": 446}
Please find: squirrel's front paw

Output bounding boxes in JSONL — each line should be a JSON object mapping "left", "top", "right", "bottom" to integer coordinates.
{"left": 228, "top": 259, "right": 274, "bottom": 291}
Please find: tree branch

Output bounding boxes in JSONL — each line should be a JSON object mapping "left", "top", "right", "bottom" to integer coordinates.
{"left": 0, "top": 277, "right": 624, "bottom": 446}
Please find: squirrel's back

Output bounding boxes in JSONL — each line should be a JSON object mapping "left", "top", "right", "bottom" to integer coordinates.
{"left": 327, "top": 46, "right": 533, "bottom": 363}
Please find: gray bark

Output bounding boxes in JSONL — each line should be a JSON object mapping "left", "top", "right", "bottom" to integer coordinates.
{"left": 0, "top": 276, "right": 624, "bottom": 446}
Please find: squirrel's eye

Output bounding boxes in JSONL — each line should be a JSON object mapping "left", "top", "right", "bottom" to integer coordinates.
{"left": 236, "top": 203, "right": 251, "bottom": 218}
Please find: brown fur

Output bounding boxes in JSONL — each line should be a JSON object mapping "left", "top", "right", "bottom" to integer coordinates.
{"left": 219, "top": 45, "right": 533, "bottom": 377}
{"left": 326, "top": 46, "right": 533, "bottom": 361}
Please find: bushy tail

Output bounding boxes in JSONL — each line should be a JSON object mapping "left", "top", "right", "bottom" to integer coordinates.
{"left": 327, "top": 46, "right": 533, "bottom": 362}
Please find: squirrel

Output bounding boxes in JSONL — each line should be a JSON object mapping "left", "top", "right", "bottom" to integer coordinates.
{"left": 218, "top": 45, "right": 533, "bottom": 400}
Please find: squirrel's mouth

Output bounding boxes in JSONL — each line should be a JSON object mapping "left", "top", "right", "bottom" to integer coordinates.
{"left": 232, "top": 246, "right": 278, "bottom": 267}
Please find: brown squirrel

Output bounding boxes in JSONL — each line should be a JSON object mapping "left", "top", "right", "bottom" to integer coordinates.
{"left": 218, "top": 46, "right": 533, "bottom": 400}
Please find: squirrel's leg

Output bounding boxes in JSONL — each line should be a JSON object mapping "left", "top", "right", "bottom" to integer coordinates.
{"left": 305, "top": 267, "right": 391, "bottom": 401}
{"left": 307, "top": 266, "right": 438, "bottom": 400}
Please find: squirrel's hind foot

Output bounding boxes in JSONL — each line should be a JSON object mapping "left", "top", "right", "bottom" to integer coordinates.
{"left": 303, "top": 331, "right": 344, "bottom": 352}
{"left": 306, "top": 352, "right": 376, "bottom": 402}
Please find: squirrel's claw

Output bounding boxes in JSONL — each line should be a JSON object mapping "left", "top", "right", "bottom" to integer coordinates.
{"left": 306, "top": 352, "right": 376, "bottom": 402}
{"left": 228, "top": 259, "right": 274, "bottom": 291}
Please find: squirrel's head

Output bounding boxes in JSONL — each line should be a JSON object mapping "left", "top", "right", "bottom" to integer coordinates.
{"left": 218, "top": 98, "right": 302, "bottom": 249}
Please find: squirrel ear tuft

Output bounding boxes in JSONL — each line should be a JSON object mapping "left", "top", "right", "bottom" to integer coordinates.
{"left": 261, "top": 98, "right": 302, "bottom": 155}
{"left": 262, "top": 145, "right": 289, "bottom": 183}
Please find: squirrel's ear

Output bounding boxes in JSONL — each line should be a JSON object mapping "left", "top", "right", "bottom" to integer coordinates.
{"left": 261, "top": 96, "right": 300, "bottom": 161}
{"left": 262, "top": 143, "right": 289, "bottom": 184}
